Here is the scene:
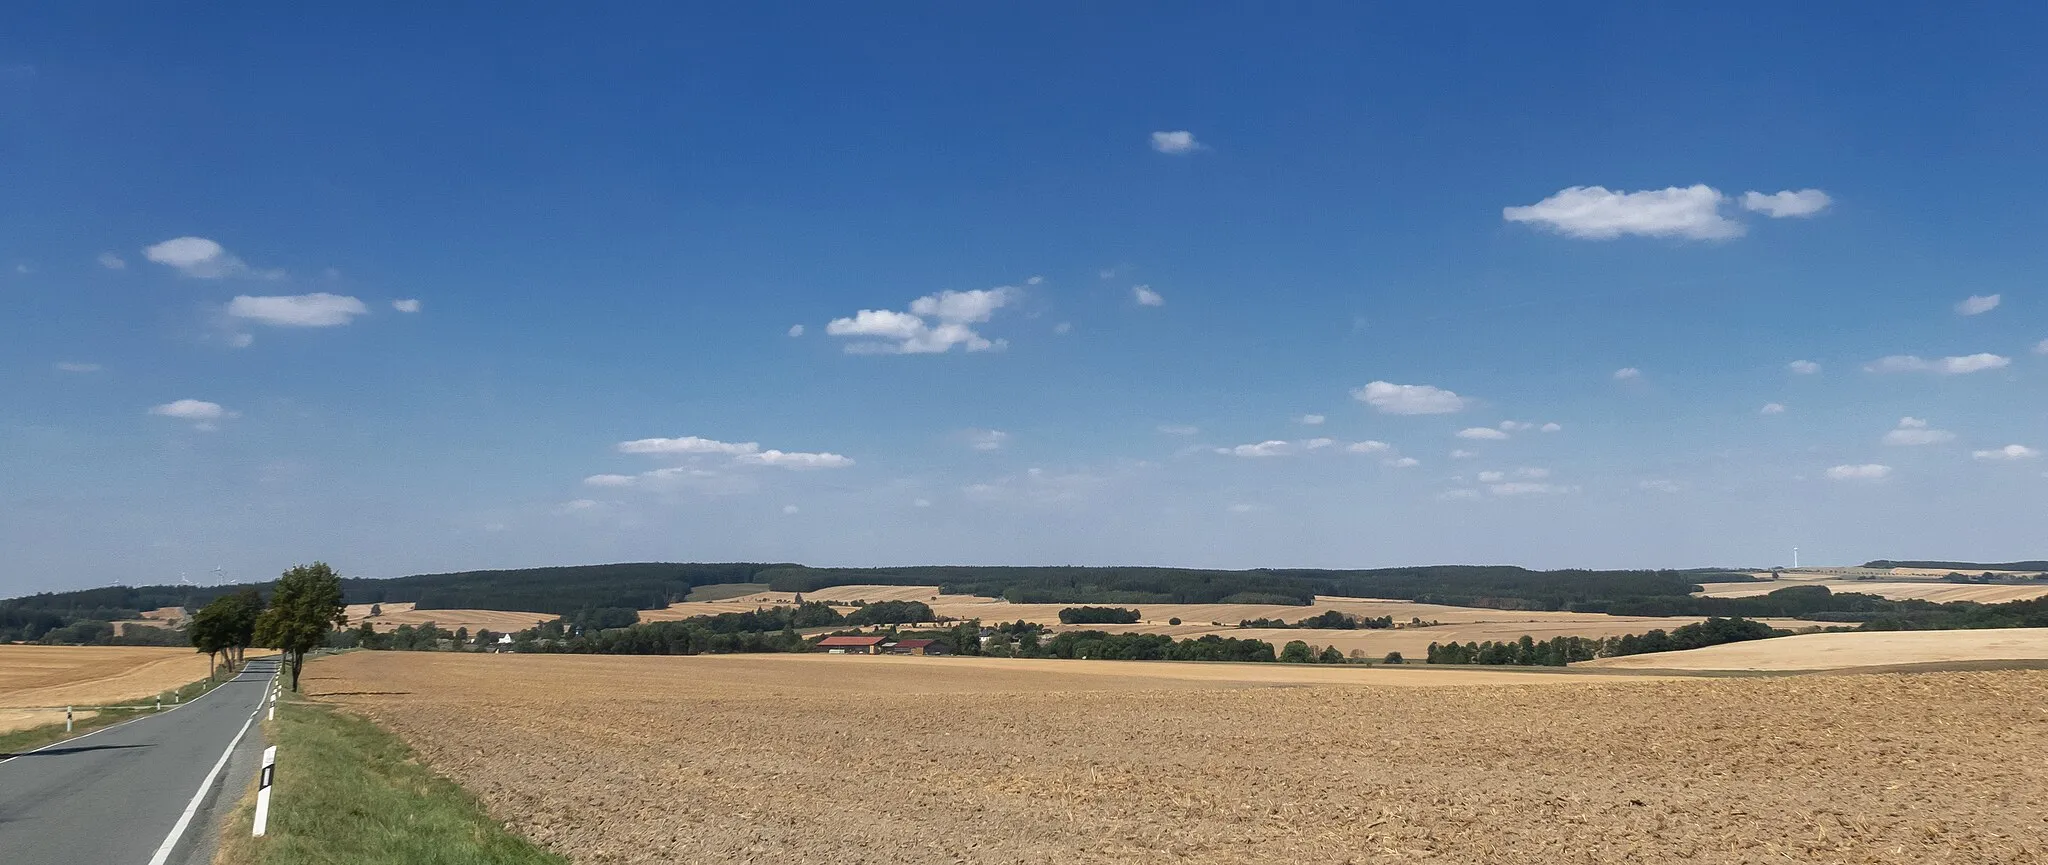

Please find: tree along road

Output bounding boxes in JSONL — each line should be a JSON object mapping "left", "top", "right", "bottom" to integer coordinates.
{"left": 0, "top": 656, "right": 278, "bottom": 865}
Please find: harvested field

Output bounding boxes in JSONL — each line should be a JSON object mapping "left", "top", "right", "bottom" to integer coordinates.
{"left": 0, "top": 645, "right": 213, "bottom": 733}
{"left": 1696, "top": 578, "right": 2048, "bottom": 604}
{"left": 311, "top": 652, "right": 2048, "bottom": 864}
{"left": 1581, "top": 627, "right": 2048, "bottom": 672}
{"left": 342, "top": 601, "right": 552, "bottom": 634}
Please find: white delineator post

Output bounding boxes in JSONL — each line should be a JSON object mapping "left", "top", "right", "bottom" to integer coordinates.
{"left": 252, "top": 746, "right": 277, "bottom": 837}
{"left": 66, "top": 706, "right": 73, "bottom": 733}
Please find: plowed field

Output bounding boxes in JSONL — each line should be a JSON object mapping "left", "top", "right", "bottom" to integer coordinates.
{"left": 309, "top": 652, "right": 2048, "bottom": 864}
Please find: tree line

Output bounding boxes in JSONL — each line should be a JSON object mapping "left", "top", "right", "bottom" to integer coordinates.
{"left": 1427, "top": 617, "right": 1782, "bottom": 666}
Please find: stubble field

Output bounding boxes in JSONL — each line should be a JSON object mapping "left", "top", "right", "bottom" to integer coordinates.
{"left": 0, "top": 645, "right": 213, "bottom": 733}
{"left": 310, "top": 651, "right": 2048, "bottom": 864}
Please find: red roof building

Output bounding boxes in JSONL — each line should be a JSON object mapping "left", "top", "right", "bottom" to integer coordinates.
{"left": 815, "top": 635, "right": 888, "bottom": 654}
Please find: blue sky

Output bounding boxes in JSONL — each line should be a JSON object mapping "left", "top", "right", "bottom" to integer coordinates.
{"left": 5, "top": 4, "right": 2047, "bottom": 593}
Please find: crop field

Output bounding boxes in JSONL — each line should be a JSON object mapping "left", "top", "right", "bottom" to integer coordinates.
{"left": 0, "top": 645, "right": 212, "bottom": 733}
{"left": 309, "top": 652, "right": 2048, "bottom": 864}
{"left": 1697, "top": 578, "right": 2048, "bottom": 604}
{"left": 652, "top": 587, "right": 1817, "bottom": 657}
{"left": 1581, "top": 627, "right": 2048, "bottom": 672}
{"left": 342, "top": 601, "right": 552, "bottom": 634}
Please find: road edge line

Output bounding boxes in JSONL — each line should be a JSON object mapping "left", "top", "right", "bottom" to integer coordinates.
{"left": 0, "top": 658, "right": 269, "bottom": 767}
{"left": 143, "top": 669, "right": 272, "bottom": 865}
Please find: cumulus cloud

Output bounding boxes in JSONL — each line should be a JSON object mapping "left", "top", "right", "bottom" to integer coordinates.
{"left": 967, "top": 429, "right": 1010, "bottom": 451}
{"left": 1157, "top": 424, "right": 1199, "bottom": 436}
{"left": 1497, "top": 421, "right": 1532, "bottom": 432}
{"left": 827, "top": 286, "right": 1016, "bottom": 354}
{"left": 392, "top": 298, "right": 422, "bottom": 313}
{"left": 1613, "top": 367, "right": 1643, "bottom": 381}
{"left": 781, "top": 504, "right": 800, "bottom": 515}
{"left": 1503, "top": 185, "right": 1743, "bottom": 241}
{"left": 1345, "top": 440, "right": 1391, "bottom": 454}
{"left": 97, "top": 252, "right": 126, "bottom": 270}
{"left": 618, "top": 436, "right": 761, "bottom": 456}
{"left": 583, "top": 474, "right": 637, "bottom": 487}
{"left": 1297, "top": 414, "right": 1326, "bottom": 426}
{"left": 787, "top": 324, "right": 805, "bottom": 337}
{"left": 1303, "top": 437, "right": 1335, "bottom": 450}
{"left": 149, "top": 398, "right": 235, "bottom": 429}
{"left": 1352, "top": 381, "right": 1465, "bottom": 415}
{"left": 226, "top": 293, "right": 370, "bottom": 327}
{"left": 1955, "top": 294, "right": 2001, "bottom": 316}
{"left": 2036, "top": 339, "right": 2048, "bottom": 356}
{"left": 1133, "top": 285, "right": 1164, "bottom": 307}
{"left": 1761, "top": 402, "right": 1786, "bottom": 415}
{"left": 55, "top": 362, "right": 101, "bottom": 373}
{"left": 142, "top": 237, "right": 281, "bottom": 279}
{"left": 1386, "top": 457, "right": 1420, "bottom": 468}
{"left": 1881, "top": 416, "right": 1957, "bottom": 446}
{"left": 1639, "top": 479, "right": 1683, "bottom": 493}
{"left": 1741, "top": 189, "right": 1832, "bottom": 218}
{"left": 1515, "top": 467, "right": 1550, "bottom": 479}
{"left": 1974, "top": 444, "right": 2039, "bottom": 461}
{"left": 913, "top": 498, "right": 932, "bottom": 508}
{"left": 1864, "top": 353, "right": 2009, "bottom": 374}
{"left": 1488, "top": 482, "right": 1570, "bottom": 496}
{"left": 1540, "top": 422, "right": 1562, "bottom": 433}
{"left": 1788, "top": 360, "right": 1821, "bottom": 375}
{"left": 1477, "top": 470, "right": 1505, "bottom": 483}
{"left": 555, "top": 498, "right": 601, "bottom": 513}
{"left": 1053, "top": 322, "right": 1073, "bottom": 335}
{"left": 734, "top": 449, "right": 854, "bottom": 469}
{"left": 1456, "top": 427, "right": 1510, "bottom": 441}
{"left": 1826, "top": 463, "right": 1892, "bottom": 481}
{"left": 1216, "top": 440, "right": 1293, "bottom": 458}
{"left": 1226, "top": 503, "right": 1267, "bottom": 514}
{"left": 1449, "top": 449, "right": 1477, "bottom": 459}
{"left": 1150, "top": 130, "right": 1204, "bottom": 154}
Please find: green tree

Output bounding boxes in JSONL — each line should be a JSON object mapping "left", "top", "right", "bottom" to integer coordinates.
{"left": 1278, "top": 640, "right": 1315, "bottom": 663}
{"left": 220, "top": 587, "right": 264, "bottom": 667}
{"left": 453, "top": 626, "right": 470, "bottom": 648}
{"left": 1383, "top": 651, "right": 1404, "bottom": 664}
{"left": 473, "top": 628, "right": 496, "bottom": 649}
{"left": 188, "top": 601, "right": 229, "bottom": 678}
{"left": 254, "top": 562, "right": 348, "bottom": 691}
{"left": 1317, "top": 645, "right": 1345, "bottom": 664}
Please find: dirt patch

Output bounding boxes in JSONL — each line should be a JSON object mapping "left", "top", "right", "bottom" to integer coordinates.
{"left": 311, "top": 652, "right": 2048, "bottom": 864}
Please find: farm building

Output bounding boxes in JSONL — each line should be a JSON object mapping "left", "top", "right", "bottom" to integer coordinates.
{"left": 885, "top": 639, "right": 950, "bottom": 656}
{"left": 815, "top": 635, "right": 887, "bottom": 655}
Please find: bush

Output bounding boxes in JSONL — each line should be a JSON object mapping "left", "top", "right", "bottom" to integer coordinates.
{"left": 1383, "top": 651, "right": 1404, "bottom": 664}
{"left": 1058, "top": 606, "right": 1141, "bottom": 625}
{"left": 1168, "top": 617, "right": 1182, "bottom": 626}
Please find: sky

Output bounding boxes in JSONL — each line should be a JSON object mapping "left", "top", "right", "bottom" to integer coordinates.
{"left": 4, "top": 4, "right": 2047, "bottom": 594}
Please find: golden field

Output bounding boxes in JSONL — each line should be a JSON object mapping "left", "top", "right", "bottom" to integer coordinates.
{"left": 1698, "top": 578, "right": 2048, "bottom": 604}
{"left": 0, "top": 645, "right": 214, "bottom": 733}
{"left": 341, "top": 601, "right": 552, "bottom": 634}
{"left": 1581, "top": 627, "right": 2048, "bottom": 671}
{"left": 310, "top": 651, "right": 2048, "bottom": 864}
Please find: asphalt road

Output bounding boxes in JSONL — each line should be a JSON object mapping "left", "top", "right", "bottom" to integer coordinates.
{"left": 0, "top": 656, "right": 277, "bottom": 865}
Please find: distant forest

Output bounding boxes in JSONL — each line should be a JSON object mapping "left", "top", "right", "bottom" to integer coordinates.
{"left": 8, "top": 560, "right": 2047, "bottom": 645}
{"left": 1862, "top": 560, "right": 2048, "bottom": 572}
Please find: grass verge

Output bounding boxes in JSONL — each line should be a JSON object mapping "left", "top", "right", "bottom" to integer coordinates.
{"left": 216, "top": 693, "right": 565, "bottom": 865}
{"left": 0, "top": 661, "right": 251, "bottom": 757}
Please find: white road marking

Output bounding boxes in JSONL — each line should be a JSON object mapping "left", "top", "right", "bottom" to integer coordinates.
{"left": 143, "top": 666, "right": 275, "bottom": 865}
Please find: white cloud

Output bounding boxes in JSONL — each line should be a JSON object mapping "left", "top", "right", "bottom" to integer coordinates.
{"left": 1489, "top": 482, "right": 1570, "bottom": 496}
{"left": 1226, "top": 503, "right": 1267, "bottom": 514}
{"left": 1740, "top": 189, "right": 1832, "bottom": 218}
{"left": 1787, "top": 360, "right": 1821, "bottom": 375}
{"left": 1438, "top": 488, "right": 1482, "bottom": 501}
{"left": 617, "top": 436, "right": 761, "bottom": 456}
{"left": 1345, "top": 440, "right": 1391, "bottom": 454}
{"left": 734, "top": 449, "right": 854, "bottom": 469}
{"left": 1974, "top": 444, "right": 2039, "bottom": 461}
{"left": 1216, "top": 440, "right": 1293, "bottom": 458}
{"left": 1883, "top": 416, "right": 1955, "bottom": 446}
{"left": 1297, "top": 414, "right": 1326, "bottom": 426}
{"left": 2034, "top": 339, "right": 2048, "bottom": 355}
{"left": 1456, "top": 427, "right": 1510, "bottom": 441}
{"left": 1540, "top": 423, "right": 1562, "bottom": 433}
{"left": 1449, "top": 449, "right": 1477, "bottom": 459}
{"left": 142, "top": 237, "right": 281, "bottom": 279}
{"left": 787, "top": 324, "right": 805, "bottom": 337}
{"left": 1303, "top": 437, "right": 1335, "bottom": 450}
{"left": 583, "top": 474, "right": 637, "bottom": 487}
{"left": 1639, "top": 479, "right": 1683, "bottom": 493}
{"left": 1761, "top": 402, "right": 1787, "bottom": 415}
{"left": 781, "top": 504, "right": 800, "bottom": 515}
{"left": 1133, "top": 285, "right": 1164, "bottom": 307}
{"left": 1352, "top": 381, "right": 1465, "bottom": 415}
{"left": 1025, "top": 275, "right": 1044, "bottom": 286}
{"left": 1497, "top": 420, "right": 1532, "bottom": 431}
{"left": 1386, "top": 457, "right": 1420, "bottom": 468}
{"left": 228, "top": 333, "right": 255, "bottom": 348}
{"left": 555, "top": 498, "right": 601, "bottom": 513}
{"left": 827, "top": 286, "right": 1015, "bottom": 355}
{"left": 1503, "top": 185, "right": 1743, "bottom": 240}
{"left": 226, "top": 293, "right": 369, "bottom": 327}
{"left": 1613, "top": 367, "right": 1643, "bottom": 381}
{"left": 1955, "top": 294, "right": 2001, "bottom": 316}
{"left": 1157, "top": 424, "right": 1199, "bottom": 436}
{"left": 1053, "top": 322, "right": 1073, "bottom": 335}
{"left": 55, "top": 362, "right": 101, "bottom": 373}
{"left": 149, "top": 398, "right": 235, "bottom": 429}
{"left": 967, "top": 429, "right": 1010, "bottom": 451}
{"left": 1477, "top": 470, "right": 1505, "bottom": 483}
{"left": 1150, "top": 130, "right": 1204, "bottom": 154}
{"left": 392, "top": 298, "right": 422, "bottom": 313}
{"left": 1864, "top": 353, "right": 2010, "bottom": 374}
{"left": 1515, "top": 467, "right": 1550, "bottom": 479}
{"left": 913, "top": 498, "right": 932, "bottom": 508}
{"left": 1826, "top": 463, "right": 1892, "bottom": 481}
{"left": 97, "top": 252, "right": 126, "bottom": 270}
